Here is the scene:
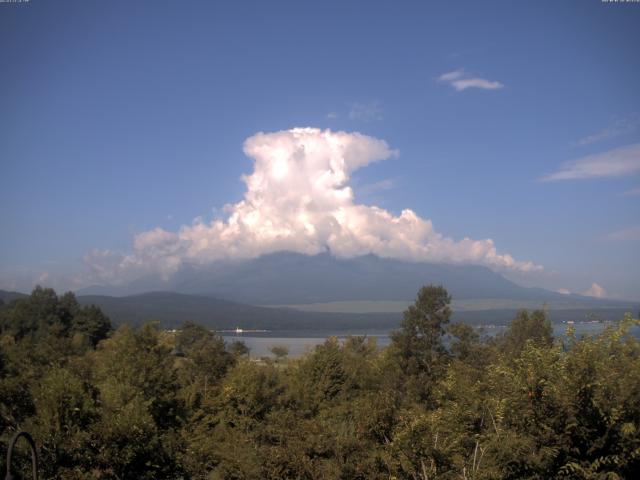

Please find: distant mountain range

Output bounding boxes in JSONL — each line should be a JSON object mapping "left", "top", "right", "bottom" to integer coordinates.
{"left": 77, "top": 251, "right": 631, "bottom": 306}
{"left": 0, "top": 289, "right": 28, "bottom": 303}
{"left": 3, "top": 252, "right": 636, "bottom": 330}
{"left": 0, "top": 289, "right": 396, "bottom": 330}
{"left": 1, "top": 289, "right": 634, "bottom": 331}
{"left": 76, "top": 291, "right": 399, "bottom": 330}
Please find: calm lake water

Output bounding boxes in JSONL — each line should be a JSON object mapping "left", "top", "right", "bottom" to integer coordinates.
{"left": 221, "top": 322, "right": 639, "bottom": 358}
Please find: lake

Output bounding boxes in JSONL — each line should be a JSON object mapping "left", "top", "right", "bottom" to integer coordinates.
{"left": 221, "top": 321, "right": 638, "bottom": 358}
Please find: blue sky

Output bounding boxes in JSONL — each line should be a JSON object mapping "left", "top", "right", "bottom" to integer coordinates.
{"left": 1, "top": 0, "right": 639, "bottom": 299}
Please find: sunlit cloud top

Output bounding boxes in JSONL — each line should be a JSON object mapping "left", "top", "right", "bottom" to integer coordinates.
{"left": 86, "top": 128, "right": 541, "bottom": 284}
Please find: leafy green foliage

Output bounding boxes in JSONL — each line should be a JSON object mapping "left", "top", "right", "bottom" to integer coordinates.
{"left": 390, "top": 285, "right": 452, "bottom": 403}
{"left": 498, "top": 308, "right": 554, "bottom": 357}
{"left": 1, "top": 286, "right": 639, "bottom": 479}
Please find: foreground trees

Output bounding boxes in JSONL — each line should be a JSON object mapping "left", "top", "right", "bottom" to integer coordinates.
{"left": 390, "top": 285, "right": 452, "bottom": 404}
{"left": 1, "top": 286, "right": 639, "bottom": 479}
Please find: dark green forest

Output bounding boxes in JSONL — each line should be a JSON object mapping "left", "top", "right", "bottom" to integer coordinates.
{"left": 1, "top": 286, "right": 639, "bottom": 479}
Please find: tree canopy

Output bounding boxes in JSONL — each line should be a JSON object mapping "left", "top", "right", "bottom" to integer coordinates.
{"left": 1, "top": 285, "right": 639, "bottom": 479}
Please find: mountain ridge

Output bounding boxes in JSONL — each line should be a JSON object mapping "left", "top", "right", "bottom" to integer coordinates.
{"left": 2, "top": 288, "right": 634, "bottom": 331}
{"left": 77, "top": 251, "right": 633, "bottom": 306}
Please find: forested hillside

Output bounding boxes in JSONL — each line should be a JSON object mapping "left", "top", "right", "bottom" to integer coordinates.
{"left": 1, "top": 287, "right": 639, "bottom": 479}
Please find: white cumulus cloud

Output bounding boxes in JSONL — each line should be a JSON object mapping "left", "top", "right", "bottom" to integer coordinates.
{"left": 438, "top": 69, "right": 504, "bottom": 91}
{"left": 582, "top": 283, "right": 607, "bottom": 299}
{"left": 541, "top": 143, "right": 640, "bottom": 181}
{"left": 86, "top": 128, "right": 541, "bottom": 284}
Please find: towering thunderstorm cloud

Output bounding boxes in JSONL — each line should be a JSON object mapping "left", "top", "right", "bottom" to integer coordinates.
{"left": 87, "top": 128, "right": 541, "bottom": 283}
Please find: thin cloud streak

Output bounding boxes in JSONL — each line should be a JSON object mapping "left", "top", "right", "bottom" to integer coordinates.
{"left": 575, "top": 114, "right": 640, "bottom": 147}
{"left": 606, "top": 225, "right": 640, "bottom": 242}
{"left": 540, "top": 143, "right": 640, "bottom": 181}
{"left": 621, "top": 186, "right": 640, "bottom": 196}
{"left": 348, "top": 101, "right": 383, "bottom": 121}
{"left": 438, "top": 69, "right": 504, "bottom": 91}
{"left": 356, "top": 178, "right": 397, "bottom": 197}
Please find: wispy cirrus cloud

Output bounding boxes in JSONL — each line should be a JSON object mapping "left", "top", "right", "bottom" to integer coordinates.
{"left": 575, "top": 114, "right": 640, "bottom": 147}
{"left": 0, "top": 265, "right": 84, "bottom": 294}
{"left": 348, "top": 101, "right": 383, "bottom": 121}
{"left": 438, "top": 69, "right": 504, "bottom": 91}
{"left": 356, "top": 178, "right": 397, "bottom": 197}
{"left": 621, "top": 186, "right": 640, "bottom": 196}
{"left": 606, "top": 225, "right": 640, "bottom": 242}
{"left": 540, "top": 143, "right": 640, "bottom": 181}
{"left": 326, "top": 101, "right": 383, "bottom": 122}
